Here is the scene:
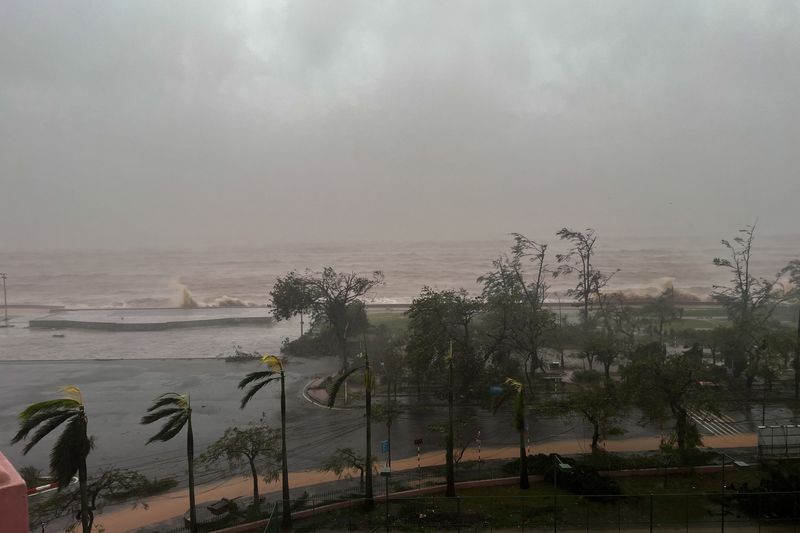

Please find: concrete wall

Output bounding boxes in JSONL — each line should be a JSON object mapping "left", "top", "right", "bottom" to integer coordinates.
{"left": 0, "top": 452, "right": 29, "bottom": 533}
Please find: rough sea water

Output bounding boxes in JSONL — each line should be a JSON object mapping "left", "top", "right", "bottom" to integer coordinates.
{"left": 2, "top": 235, "right": 798, "bottom": 310}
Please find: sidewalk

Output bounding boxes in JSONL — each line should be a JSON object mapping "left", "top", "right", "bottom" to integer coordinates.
{"left": 93, "top": 432, "right": 757, "bottom": 532}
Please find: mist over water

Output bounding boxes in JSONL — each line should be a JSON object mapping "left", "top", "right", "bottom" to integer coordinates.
{"left": 2, "top": 234, "right": 797, "bottom": 309}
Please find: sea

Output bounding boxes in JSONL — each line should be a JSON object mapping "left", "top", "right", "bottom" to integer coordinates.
{"left": 2, "top": 235, "right": 798, "bottom": 311}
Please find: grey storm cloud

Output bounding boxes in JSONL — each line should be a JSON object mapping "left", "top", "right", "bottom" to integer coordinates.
{"left": 1, "top": 0, "right": 799, "bottom": 249}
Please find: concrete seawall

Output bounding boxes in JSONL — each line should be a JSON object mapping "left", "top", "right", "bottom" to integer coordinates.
{"left": 29, "top": 316, "right": 271, "bottom": 331}
{"left": 28, "top": 308, "right": 273, "bottom": 332}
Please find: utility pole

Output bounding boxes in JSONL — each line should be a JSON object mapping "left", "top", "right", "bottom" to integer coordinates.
{"left": 1, "top": 273, "right": 7, "bottom": 324}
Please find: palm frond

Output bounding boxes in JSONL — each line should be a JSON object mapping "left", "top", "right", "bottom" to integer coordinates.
{"left": 238, "top": 370, "right": 276, "bottom": 389}
{"left": 22, "top": 410, "right": 77, "bottom": 454}
{"left": 240, "top": 377, "right": 277, "bottom": 409}
{"left": 12, "top": 407, "right": 76, "bottom": 445}
{"left": 59, "top": 386, "right": 84, "bottom": 405}
{"left": 18, "top": 399, "right": 81, "bottom": 422}
{"left": 492, "top": 378, "right": 523, "bottom": 415}
{"left": 261, "top": 354, "right": 283, "bottom": 372}
{"left": 145, "top": 412, "right": 189, "bottom": 444}
{"left": 145, "top": 393, "right": 187, "bottom": 413}
{"left": 327, "top": 367, "right": 361, "bottom": 408}
{"left": 50, "top": 415, "right": 89, "bottom": 488}
{"left": 141, "top": 406, "right": 184, "bottom": 425}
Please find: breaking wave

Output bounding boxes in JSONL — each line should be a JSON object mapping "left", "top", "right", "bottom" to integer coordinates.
{"left": 177, "top": 284, "right": 259, "bottom": 308}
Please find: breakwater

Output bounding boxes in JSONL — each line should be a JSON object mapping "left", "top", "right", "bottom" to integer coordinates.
{"left": 29, "top": 308, "right": 272, "bottom": 332}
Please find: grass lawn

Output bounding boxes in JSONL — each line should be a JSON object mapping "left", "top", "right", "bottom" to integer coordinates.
{"left": 368, "top": 310, "right": 408, "bottom": 333}
{"left": 292, "top": 468, "right": 772, "bottom": 531}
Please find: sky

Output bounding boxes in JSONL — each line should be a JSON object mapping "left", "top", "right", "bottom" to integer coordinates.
{"left": 1, "top": 0, "right": 799, "bottom": 250}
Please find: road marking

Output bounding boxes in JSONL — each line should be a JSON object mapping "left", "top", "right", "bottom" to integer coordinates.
{"left": 688, "top": 409, "right": 740, "bottom": 436}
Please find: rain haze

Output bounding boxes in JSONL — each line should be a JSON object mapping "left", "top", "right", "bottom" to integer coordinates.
{"left": 4, "top": 4, "right": 800, "bottom": 532}
{"left": 2, "top": 0, "right": 799, "bottom": 250}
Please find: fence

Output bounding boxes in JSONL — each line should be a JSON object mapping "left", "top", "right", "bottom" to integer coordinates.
{"left": 758, "top": 425, "right": 800, "bottom": 459}
{"left": 286, "top": 492, "right": 800, "bottom": 532}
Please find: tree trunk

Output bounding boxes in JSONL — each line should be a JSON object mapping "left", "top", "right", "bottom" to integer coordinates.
{"left": 445, "top": 357, "right": 455, "bottom": 497}
{"left": 518, "top": 428, "right": 530, "bottom": 489}
{"left": 280, "top": 372, "right": 292, "bottom": 529}
{"left": 249, "top": 456, "right": 259, "bottom": 511}
{"left": 591, "top": 422, "right": 600, "bottom": 453}
{"left": 364, "top": 359, "right": 374, "bottom": 508}
{"left": 674, "top": 408, "right": 687, "bottom": 452}
{"left": 78, "top": 456, "right": 90, "bottom": 533}
{"left": 187, "top": 413, "right": 198, "bottom": 533}
{"left": 795, "top": 308, "right": 799, "bottom": 399}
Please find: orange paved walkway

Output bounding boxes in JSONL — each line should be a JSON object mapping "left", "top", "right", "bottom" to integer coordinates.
{"left": 97, "top": 432, "right": 757, "bottom": 532}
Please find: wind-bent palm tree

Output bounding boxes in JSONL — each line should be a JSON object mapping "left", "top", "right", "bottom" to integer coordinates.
{"left": 141, "top": 393, "right": 198, "bottom": 533}
{"left": 328, "top": 344, "right": 374, "bottom": 508}
{"left": 239, "top": 355, "right": 292, "bottom": 529}
{"left": 12, "top": 386, "right": 92, "bottom": 533}
{"left": 496, "top": 378, "right": 530, "bottom": 489}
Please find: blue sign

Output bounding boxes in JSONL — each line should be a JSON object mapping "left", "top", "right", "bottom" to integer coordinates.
{"left": 489, "top": 386, "right": 504, "bottom": 397}
{"left": 380, "top": 440, "right": 390, "bottom": 453}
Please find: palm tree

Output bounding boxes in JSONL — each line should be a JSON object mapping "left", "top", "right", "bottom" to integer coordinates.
{"left": 328, "top": 344, "right": 374, "bottom": 508}
{"left": 239, "top": 354, "right": 292, "bottom": 529}
{"left": 141, "top": 393, "right": 198, "bottom": 533}
{"left": 496, "top": 378, "right": 530, "bottom": 489}
{"left": 11, "top": 386, "right": 92, "bottom": 533}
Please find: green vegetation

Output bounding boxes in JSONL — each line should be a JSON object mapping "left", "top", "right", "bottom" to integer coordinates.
{"left": 239, "top": 354, "right": 293, "bottom": 529}
{"left": 199, "top": 420, "right": 281, "bottom": 510}
{"left": 141, "top": 392, "right": 198, "bottom": 533}
{"left": 12, "top": 386, "right": 92, "bottom": 533}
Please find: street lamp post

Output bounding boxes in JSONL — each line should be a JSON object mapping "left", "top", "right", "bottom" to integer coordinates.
{"left": 1, "top": 273, "right": 7, "bottom": 324}
{"left": 381, "top": 362, "right": 392, "bottom": 532}
{"left": 716, "top": 451, "right": 748, "bottom": 532}
{"left": 552, "top": 454, "right": 572, "bottom": 533}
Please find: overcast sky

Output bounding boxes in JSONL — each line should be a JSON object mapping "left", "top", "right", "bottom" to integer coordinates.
{"left": 1, "top": 0, "right": 798, "bottom": 250}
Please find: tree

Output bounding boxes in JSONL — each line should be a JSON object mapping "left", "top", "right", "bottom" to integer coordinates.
{"left": 641, "top": 285, "right": 682, "bottom": 345}
{"left": 560, "top": 370, "right": 626, "bottom": 452}
{"left": 31, "top": 468, "right": 165, "bottom": 532}
{"left": 712, "top": 224, "right": 787, "bottom": 387}
{"left": 18, "top": 465, "right": 43, "bottom": 488}
{"left": 141, "top": 392, "right": 198, "bottom": 533}
{"left": 594, "top": 292, "right": 642, "bottom": 378}
{"left": 494, "top": 378, "right": 530, "bottom": 489}
{"left": 781, "top": 260, "right": 800, "bottom": 398}
{"left": 199, "top": 421, "right": 281, "bottom": 510}
{"left": 11, "top": 386, "right": 92, "bottom": 533}
{"left": 270, "top": 268, "right": 383, "bottom": 370}
{"left": 480, "top": 234, "right": 556, "bottom": 393}
{"left": 239, "top": 355, "right": 292, "bottom": 529}
{"left": 405, "top": 287, "right": 482, "bottom": 397}
{"left": 622, "top": 344, "right": 718, "bottom": 454}
{"left": 427, "top": 413, "right": 479, "bottom": 466}
{"left": 555, "top": 228, "right": 618, "bottom": 325}
{"left": 321, "top": 448, "right": 374, "bottom": 490}
{"left": 327, "top": 343, "right": 375, "bottom": 508}
{"left": 270, "top": 271, "right": 316, "bottom": 336}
